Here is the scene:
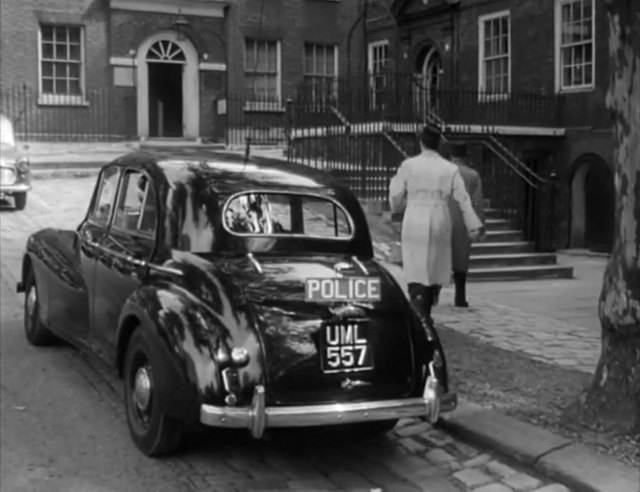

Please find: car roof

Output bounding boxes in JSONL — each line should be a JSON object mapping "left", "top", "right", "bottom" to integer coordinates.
{"left": 119, "top": 150, "right": 346, "bottom": 195}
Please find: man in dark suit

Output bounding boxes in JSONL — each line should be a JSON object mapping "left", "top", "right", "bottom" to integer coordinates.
{"left": 447, "top": 142, "right": 485, "bottom": 307}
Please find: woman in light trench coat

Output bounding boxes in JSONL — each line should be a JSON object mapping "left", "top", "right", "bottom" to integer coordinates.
{"left": 389, "top": 125, "right": 483, "bottom": 322}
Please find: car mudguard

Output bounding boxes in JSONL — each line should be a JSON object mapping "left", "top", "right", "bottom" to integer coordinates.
{"left": 116, "top": 283, "right": 265, "bottom": 423}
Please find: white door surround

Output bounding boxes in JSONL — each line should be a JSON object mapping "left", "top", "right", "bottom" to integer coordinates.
{"left": 136, "top": 30, "right": 199, "bottom": 139}
{"left": 421, "top": 46, "right": 442, "bottom": 115}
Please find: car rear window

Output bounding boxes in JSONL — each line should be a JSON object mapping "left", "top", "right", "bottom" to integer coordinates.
{"left": 223, "top": 192, "right": 353, "bottom": 239}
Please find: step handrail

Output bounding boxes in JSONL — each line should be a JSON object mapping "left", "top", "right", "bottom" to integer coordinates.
{"left": 450, "top": 133, "right": 544, "bottom": 188}
{"left": 382, "top": 131, "right": 410, "bottom": 159}
{"left": 482, "top": 139, "right": 539, "bottom": 188}
{"left": 485, "top": 135, "right": 545, "bottom": 184}
{"left": 413, "top": 80, "right": 547, "bottom": 186}
{"left": 330, "top": 105, "right": 351, "bottom": 127}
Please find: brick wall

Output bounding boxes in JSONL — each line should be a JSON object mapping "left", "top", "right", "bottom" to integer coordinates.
{"left": 0, "top": 0, "right": 109, "bottom": 91}
{"left": 109, "top": 9, "right": 228, "bottom": 139}
{"left": 109, "top": 10, "right": 226, "bottom": 62}
{"left": 226, "top": 0, "right": 366, "bottom": 99}
{"left": 394, "top": 0, "right": 615, "bottom": 251}
{"left": 395, "top": 0, "right": 611, "bottom": 128}
{"left": 0, "top": 0, "right": 117, "bottom": 139}
{"left": 455, "top": 0, "right": 610, "bottom": 126}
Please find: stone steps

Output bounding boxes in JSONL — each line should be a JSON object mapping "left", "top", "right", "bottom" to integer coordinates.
{"left": 467, "top": 264, "right": 574, "bottom": 281}
{"left": 470, "top": 209, "right": 573, "bottom": 281}
{"left": 469, "top": 252, "right": 557, "bottom": 268}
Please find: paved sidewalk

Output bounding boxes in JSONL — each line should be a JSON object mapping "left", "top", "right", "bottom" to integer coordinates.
{"left": 383, "top": 264, "right": 600, "bottom": 375}
{"left": 364, "top": 211, "right": 603, "bottom": 376}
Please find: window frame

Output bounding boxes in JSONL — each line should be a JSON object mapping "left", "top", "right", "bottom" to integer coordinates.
{"left": 554, "top": 0, "right": 596, "bottom": 93}
{"left": 243, "top": 38, "right": 282, "bottom": 110}
{"left": 303, "top": 42, "right": 339, "bottom": 109}
{"left": 86, "top": 165, "right": 121, "bottom": 227}
{"left": 222, "top": 190, "right": 355, "bottom": 241}
{"left": 367, "top": 40, "right": 389, "bottom": 75}
{"left": 110, "top": 168, "right": 159, "bottom": 240}
{"left": 37, "top": 23, "right": 88, "bottom": 107}
{"left": 477, "top": 10, "right": 511, "bottom": 101}
{"left": 367, "top": 40, "right": 390, "bottom": 110}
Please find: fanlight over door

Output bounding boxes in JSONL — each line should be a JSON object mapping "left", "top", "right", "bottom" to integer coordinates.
{"left": 146, "top": 40, "right": 186, "bottom": 63}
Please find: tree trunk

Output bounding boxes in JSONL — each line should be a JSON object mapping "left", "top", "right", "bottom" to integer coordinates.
{"left": 574, "top": 0, "right": 640, "bottom": 434}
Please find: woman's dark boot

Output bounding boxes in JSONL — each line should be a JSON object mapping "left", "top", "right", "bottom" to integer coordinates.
{"left": 453, "top": 271, "right": 469, "bottom": 307}
{"left": 432, "top": 285, "right": 442, "bottom": 306}
{"left": 423, "top": 286, "right": 439, "bottom": 325}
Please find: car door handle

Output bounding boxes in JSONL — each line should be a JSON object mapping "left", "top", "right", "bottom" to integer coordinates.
{"left": 126, "top": 256, "right": 146, "bottom": 268}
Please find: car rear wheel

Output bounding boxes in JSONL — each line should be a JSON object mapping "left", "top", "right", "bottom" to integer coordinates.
{"left": 14, "top": 193, "right": 27, "bottom": 211}
{"left": 124, "top": 330, "right": 184, "bottom": 457}
{"left": 24, "top": 270, "right": 56, "bottom": 346}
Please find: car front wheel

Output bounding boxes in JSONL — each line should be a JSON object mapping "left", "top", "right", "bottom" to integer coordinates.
{"left": 124, "top": 329, "right": 184, "bottom": 457}
{"left": 24, "top": 270, "right": 56, "bottom": 346}
{"left": 14, "top": 192, "right": 27, "bottom": 211}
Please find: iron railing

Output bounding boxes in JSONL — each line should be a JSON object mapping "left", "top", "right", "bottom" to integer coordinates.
{"left": 295, "top": 73, "right": 565, "bottom": 128}
{"left": 0, "top": 84, "right": 134, "bottom": 141}
{"left": 220, "top": 93, "right": 288, "bottom": 146}
{"left": 288, "top": 78, "right": 560, "bottom": 251}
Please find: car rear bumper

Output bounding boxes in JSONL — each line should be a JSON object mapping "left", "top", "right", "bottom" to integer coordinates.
{"left": 200, "top": 365, "right": 456, "bottom": 438}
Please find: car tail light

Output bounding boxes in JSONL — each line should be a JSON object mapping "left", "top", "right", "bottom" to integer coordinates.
{"left": 230, "top": 347, "right": 249, "bottom": 366}
{"left": 16, "top": 158, "right": 30, "bottom": 174}
{"left": 214, "top": 346, "right": 230, "bottom": 366}
{"left": 214, "top": 345, "right": 250, "bottom": 368}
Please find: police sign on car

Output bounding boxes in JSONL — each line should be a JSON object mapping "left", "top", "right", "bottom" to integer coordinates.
{"left": 305, "top": 276, "right": 381, "bottom": 302}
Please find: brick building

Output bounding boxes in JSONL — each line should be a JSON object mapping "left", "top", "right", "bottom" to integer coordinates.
{"left": 0, "top": 0, "right": 367, "bottom": 143}
{"left": 362, "top": 0, "right": 614, "bottom": 252}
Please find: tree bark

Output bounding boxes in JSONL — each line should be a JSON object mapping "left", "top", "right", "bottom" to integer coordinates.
{"left": 574, "top": 0, "right": 640, "bottom": 434}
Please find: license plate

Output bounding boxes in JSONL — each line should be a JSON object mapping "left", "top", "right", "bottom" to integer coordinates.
{"left": 305, "top": 277, "right": 381, "bottom": 303}
{"left": 320, "top": 322, "right": 373, "bottom": 373}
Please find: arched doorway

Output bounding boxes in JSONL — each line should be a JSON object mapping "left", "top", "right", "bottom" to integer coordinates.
{"left": 136, "top": 31, "right": 200, "bottom": 139}
{"left": 570, "top": 155, "right": 615, "bottom": 253}
{"left": 414, "top": 45, "right": 442, "bottom": 120}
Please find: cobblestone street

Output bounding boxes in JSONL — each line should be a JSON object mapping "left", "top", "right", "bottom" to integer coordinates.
{"left": 0, "top": 176, "right": 571, "bottom": 492}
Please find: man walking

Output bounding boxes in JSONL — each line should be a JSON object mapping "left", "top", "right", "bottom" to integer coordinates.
{"left": 447, "top": 141, "right": 485, "bottom": 307}
{"left": 389, "top": 125, "right": 483, "bottom": 324}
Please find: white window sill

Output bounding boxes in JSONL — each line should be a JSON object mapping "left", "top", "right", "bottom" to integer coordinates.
{"left": 557, "top": 85, "right": 595, "bottom": 94}
{"left": 478, "top": 93, "right": 510, "bottom": 103}
{"left": 243, "top": 101, "right": 285, "bottom": 113}
{"left": 38, "top": 95, "right": 89, "bottom": 107}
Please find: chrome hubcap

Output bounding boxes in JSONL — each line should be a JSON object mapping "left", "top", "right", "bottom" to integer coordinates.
{"left": 133, "top": 366, "right": 152, "bottom": 413}
{"left": 26, "top": 287, "right": 37, "bottom": 320}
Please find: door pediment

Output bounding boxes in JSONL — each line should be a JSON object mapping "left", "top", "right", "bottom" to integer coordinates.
{"left": 110, "top": 0, "right": 226, "bottom": 18}
{"left": 392, "top": 0, "right": 454, "bottom": 19}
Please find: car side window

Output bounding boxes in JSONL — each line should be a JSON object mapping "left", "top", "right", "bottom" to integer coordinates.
{"left": 89, "top": 166, "right": 120, "bottom": 225}
{"left": 112, "top": 170, "right": 157, "bottom": 236}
